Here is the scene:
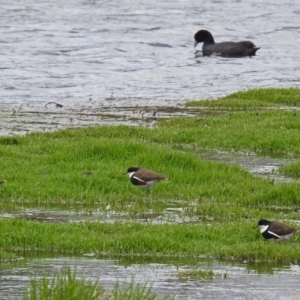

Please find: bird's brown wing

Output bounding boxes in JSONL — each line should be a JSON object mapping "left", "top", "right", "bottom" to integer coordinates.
{"left": 136, "top": 169, "right": 167, "bottom": 181}
{"left": 271, "top": 221, "right": 297, "bottom": 236}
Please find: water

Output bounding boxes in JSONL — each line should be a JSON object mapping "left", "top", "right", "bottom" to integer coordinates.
{"left": 1, "top": 202, "right": 200, "bottom": 224}
{"left": 198, "top": 151, "right": 297, "bottom": 183}
{"left": 1, "top": 2, "right": 300, "bottom": 298}
{"left": 0, "top": 0, "right": 300, "bottom": 134}
{"left": 0, "top": 256, "right": 300, "bottom": 300}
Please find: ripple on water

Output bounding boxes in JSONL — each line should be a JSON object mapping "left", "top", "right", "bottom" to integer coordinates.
{"left": 0, "top": 0, "right": 300, "bottom": 135}
{"left": 0, "top": 256, "right": 300, "bottom": 300}
{"left": 0, "top": 2, "right": 300, "bottom": 299}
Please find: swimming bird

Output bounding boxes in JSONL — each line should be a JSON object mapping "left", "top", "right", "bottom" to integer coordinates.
{"left": 254, "top": 219, "right": 299, "bottom": 241}
{"left": 123, "top": 167, "right": 167, "bottom": 193}
{"left": 194, "top": 30, "right": 260, "bottom": 57}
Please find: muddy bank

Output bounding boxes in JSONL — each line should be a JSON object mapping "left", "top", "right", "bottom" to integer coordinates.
{"left": 0, "top": 102, "right": 205, "bottom": 136}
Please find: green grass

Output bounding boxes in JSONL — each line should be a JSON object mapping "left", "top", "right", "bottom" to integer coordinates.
{"left": 158, "top": 110, "right": 300, "bottom": 155}
{"left": 279, "top": 162, "right": 300, "bottom": 179}
{"left": 0, "top": 250, "right": 18, "bottom": 262}
{"left": 111, "top": 281, "right": 171, "bottom": 300}
{"left": 177, "top": 269, "right": 228, "bottom": 281}
{"left": 24, "top": 267, "right": 102, "bottom": 300}
{"left": 24, "top": 267, "right": 170, "bottom": 300}
{"left": 1, "top": 121, "right": 300, "bottom": 208}
{"left": 186, "top": 88, "right": 300, "bottom": 108}
{"left": 1, "top": 218, "right": 300, "bottom": 263}
{"left": 1, "top": 87, "right": 300, "bottom": 265}
{"left": 0, "top": 128, "right": 281, "bottom": 206}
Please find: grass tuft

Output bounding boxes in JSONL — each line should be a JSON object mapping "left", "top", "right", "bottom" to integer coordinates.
{"left": 111, "top": 281, "right": 171, "bottom": 300}
{"left": 279, "top": 162, "right": 300, "bottom": 179}
{"left": 23, "top": 267, "right": 171, "bottom": 300}
{"left": 177, "top": 269, "right": 228, "bottom": 281}
{"left": 23, "top": 267, "right": 102, "bottom": 300}
{"left": 0, "top": 137, "right": 19, "bottom": 145}
{"left": 0, "top": 250, "right": 18, "bottom": 262}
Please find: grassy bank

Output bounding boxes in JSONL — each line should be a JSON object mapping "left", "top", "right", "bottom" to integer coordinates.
{"left": 1, "top": 124, "right": 300, "bottom": 207}
{"left": 1, "top": 218, "right": 299, "bottom": 263}
{"left": 0, "top": 132, "right": 275, "bottom": 206}
{"left": 0, "top": 87, "right": 300, "bottom": 264}
{"left": 186, "top": 87, "right": 300, "bottom": 108}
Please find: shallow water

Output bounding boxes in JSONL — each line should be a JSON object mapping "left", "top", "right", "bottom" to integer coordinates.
{"left": 0, "top": 0, "right": 300, "bottom": 134}
{"left": 0, "top": 256, "right": 300, "bottom": 300}
{"left": 1, "top": 204, "right": 199, "bottom": 224}
{"left": 0, "top": 104, "right": 205, "bottom": 135}
{"left": 198, "top": 150, "right": 297, "bottom": 183}
{"left": 1, "top": 2, "right": 300, "bottom": 298}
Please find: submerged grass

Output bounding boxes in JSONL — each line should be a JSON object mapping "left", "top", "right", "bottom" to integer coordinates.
{"left": 24, "top": 268, "right": 102, "bottom": 300}
{"left": 24, "top": 267, "right": 170, "bottom": 300}
{"left": 111, "top": 281, "right": 171, "bottom": 300}
{"left": 189, "top": 203, "right": 300, "bottom": 222}
{"left": 177, "top": 269, "right": 228, "bottom": 281}
{"left": 0, "top": 250, "right": 18, "bottom": 262}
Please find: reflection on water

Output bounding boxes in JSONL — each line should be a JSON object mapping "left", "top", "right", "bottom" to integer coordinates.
{"left": 0, "top": 255, "right": 299, "bottom": 300}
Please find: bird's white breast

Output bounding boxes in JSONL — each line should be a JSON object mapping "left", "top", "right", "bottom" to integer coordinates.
{"left": 128, "top": 172, "right": 135, "bottom": 178}
{"left": 258, "top": 224, "right": 269, "bottom": 233}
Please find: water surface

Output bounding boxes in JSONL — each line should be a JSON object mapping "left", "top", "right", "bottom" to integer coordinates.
{"left": 1, "top": 2, "right": 300, "bottom": 299}
{"left": 0, "top": 0, "right": 300, "bottom": 134}
{"left": 0, "top": 256, "right": 300, "bottom": 300}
